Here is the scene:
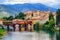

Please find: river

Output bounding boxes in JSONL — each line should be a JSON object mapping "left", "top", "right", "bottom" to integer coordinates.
{"left": 2, "top": 31, "right": 56, "bottom": 40}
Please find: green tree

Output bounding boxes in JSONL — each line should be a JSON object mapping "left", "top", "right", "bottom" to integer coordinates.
{"left": 43, "top": 12, "right": 55, "bottom": 34}
{"left": 7, "top": 16, "right": 14, "bottom": 20}
{"left": 15, "top": 12, "right": 25, "bottom": 20}
{"left": 56, "top": 9, "right": 60, "bottom": 40}
{"left": 3, "top": 17, "right": 8, "bottom": 20}
{"left": 49, "top": 12, "right": 54, "bottom": 20}
{"left": 0, "top": 26, "right": 6, "bottom": 39}
{"left": 34, "top": 22, "right": 40, "bottom": 32}
{"left": 3, "top": 16, "right": 14, "bottom": 20}
{"left": 56, "top": 9, "right": 60, "bottom": 25}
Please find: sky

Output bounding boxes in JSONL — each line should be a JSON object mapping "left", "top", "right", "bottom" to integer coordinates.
{"left": 0, "top": 0, "right": 60, "bottom": 9}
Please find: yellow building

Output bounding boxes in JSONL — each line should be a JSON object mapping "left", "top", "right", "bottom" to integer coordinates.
{"left": 25, "top": 11, "right": 32, "bottom": 20}
{"left": 25, "top": 8, "right": 50, "bottom": 24}
{"left": 33, "top": 9, "right": 40, "bottom": 17}
{"left": 24, "top": 8, "right": 51, "bottom": 31}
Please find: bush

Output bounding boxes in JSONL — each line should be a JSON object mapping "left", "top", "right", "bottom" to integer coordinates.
{"left": 34, "top": 22, "right": 40, "bottom": 32}
{"left": 42, "top": 20, "right": 55, "bottom": 35}
{"left": 0, "top": 29, "right": 6, "bottom": 38}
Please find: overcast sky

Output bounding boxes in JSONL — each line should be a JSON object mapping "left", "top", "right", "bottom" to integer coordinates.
{"left": 0, "top": 0, "right": 60, "bottom": 8}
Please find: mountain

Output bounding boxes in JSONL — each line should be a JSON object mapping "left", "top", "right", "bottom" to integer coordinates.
{"left": 0, "top": 11, "right": 10, "bottom": 18}
{"left": 0, "top": 3, "right": 57, "bottom": 18}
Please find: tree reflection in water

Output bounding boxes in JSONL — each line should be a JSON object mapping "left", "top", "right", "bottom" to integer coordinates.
{"left": 1, "top": 31, "right": 57, "bottom": 40}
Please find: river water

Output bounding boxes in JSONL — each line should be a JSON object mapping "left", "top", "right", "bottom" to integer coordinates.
{"left": 2, "top": 31, "right": 56, "bottom": 40}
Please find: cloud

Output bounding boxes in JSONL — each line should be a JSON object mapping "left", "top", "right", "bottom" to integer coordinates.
{"left": 40, "top": 0, "right": 60, "bottom": 8}
{"left": 0, "top": 0, "right": 60, "bottom": 8}
{"left": 0, "top": 0, "right": 59, "bottom": 4}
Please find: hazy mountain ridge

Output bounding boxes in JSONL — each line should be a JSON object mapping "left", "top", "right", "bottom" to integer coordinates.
{"left": 0, "top": 3, "right": 57, "bottom": 18}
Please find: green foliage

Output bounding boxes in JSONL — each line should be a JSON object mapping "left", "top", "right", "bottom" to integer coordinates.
{"left": 49, "top": 12, "right": 54, "bottom": 20}
{"left": 0, "top": 25, "right": 6, "bottom": 38}
{"left": 7, "top": 16, "right": 14, "bottom": 20}
{"left": 2, "top": 17, "right": 8, "bottom": 20}
{"left": 42, "top": 13, "right": 55, "bottom": 35}
{"left": 0, "top": 29, "right": 5, "bottom": 38}
{"left": 3, "top": 16, "right": 14, "bottom": 20}
{"left": 2, "top": 12, "right": 25, "bottom": 20}
{"left": 56, "top": 9, "right": 60, "bottom": 14}
{"left": 56, "top": 9, "right": 60, "bottom": 25}
{"left": 34, "top": 22, "right": 40, "bottom": 32}
{"left": 15, "top": 12, "right": 25, "bottom": 20}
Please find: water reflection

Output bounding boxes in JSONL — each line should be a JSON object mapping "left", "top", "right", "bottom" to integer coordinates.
{"left": 1, "top": 31, "right": 57, "bottom": 40}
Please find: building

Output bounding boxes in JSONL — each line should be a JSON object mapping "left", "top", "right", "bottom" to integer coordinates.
{"left": 25, "top": 8, "right": 50, "bottom": 24}
{"left": 25, "top": 11, "right": 32, "bottom": 20}
{"left": 0, "top": 19, "right": 3, "bottom": 25}
{"left": 2, "top": 8, "right": 56, "bottom": 32}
